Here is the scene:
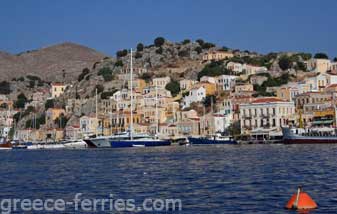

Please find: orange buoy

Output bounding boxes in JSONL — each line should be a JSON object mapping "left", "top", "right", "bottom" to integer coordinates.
{"left": 285, "top": 186, "right": 318, "bottom": 210}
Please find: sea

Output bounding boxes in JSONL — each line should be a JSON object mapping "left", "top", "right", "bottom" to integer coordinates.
{"left": 1, "top": 144, "right": 337, "bottom": 213}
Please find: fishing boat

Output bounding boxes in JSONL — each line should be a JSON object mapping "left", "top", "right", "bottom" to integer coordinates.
{"left": 282, "top": 127, "right": 337, "bottom": 144}
{"left": 0, "top": 137, "right": 12, "bottom": 150}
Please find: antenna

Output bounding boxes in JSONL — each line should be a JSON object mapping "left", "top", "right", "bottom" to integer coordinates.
{"left": 130, "top": 49, "right": 134, "bottom": 140}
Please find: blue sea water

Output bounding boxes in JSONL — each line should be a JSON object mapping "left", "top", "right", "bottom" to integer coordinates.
{"left": 1, "top": 145, "right": 337, "bottom": 213}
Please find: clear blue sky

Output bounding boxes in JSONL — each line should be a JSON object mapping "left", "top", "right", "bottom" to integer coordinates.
{"left": 1, "top": 0, "right": 337, "bottom": 57}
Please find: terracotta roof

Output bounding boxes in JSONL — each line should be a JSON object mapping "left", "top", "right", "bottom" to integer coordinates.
{"left": 51, "top": 82, "right": 65, "bottom": 86}
{"left": 251, "top": 97, "right": 286, "bottom": 104}
{"left": 326, "top": 84, "right": 337, "bottom": 88}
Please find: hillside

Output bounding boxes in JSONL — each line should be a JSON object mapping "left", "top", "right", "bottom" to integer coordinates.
{"left": 0, "top": 42, "right": 107, "bottom": 81}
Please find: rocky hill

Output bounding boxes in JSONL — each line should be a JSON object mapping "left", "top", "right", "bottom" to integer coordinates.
{"left": 0, "top": 42, "right": 107, "bottom": 82}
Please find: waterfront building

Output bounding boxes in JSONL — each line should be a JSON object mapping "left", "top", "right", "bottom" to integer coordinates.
{"left": 239, "top": 97, "right": 295, "bottom": 134}
{"left": 79, "top": 114, "right": 99, "bottom": 136}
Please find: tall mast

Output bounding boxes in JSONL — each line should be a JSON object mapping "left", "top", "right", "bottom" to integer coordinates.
{"left": 155, "top": 81, "right": 159, "bottom": 138}
{"left": 95, "top": 88, "right": 98, "bottom": 136}
{"left": 130, "top": 49, "right": 134, "bottom": 140}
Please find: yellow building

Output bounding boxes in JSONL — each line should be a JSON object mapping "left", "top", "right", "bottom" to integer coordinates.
{"left": 51, "top": 83, "right": 66, "bottom": 98}
{"left": 46, "top": 108, "right": 66, "bottom": 128}
{"left": 153, "top": 77, "right": 171, "bottom": 89}
{"left": 306, "top": 59, "right": 331, "bottom": 73}
{"left": 128, "top": 79, "right": 147, "bottom": 92}
{"left": 276, "top": 87, "right": 300, "bottom": 101}
{"left": 235, "top": 84, "right": 254, "bottom": 93}
{"left": 202, "top": 51, "right": 234, "bottom": 61}
{"left": 194, "top": 82, "right": 216, "bottom": 95}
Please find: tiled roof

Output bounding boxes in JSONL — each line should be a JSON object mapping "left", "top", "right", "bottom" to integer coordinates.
{"left": 251, "top": 97, "right": 286, "bottom": 104}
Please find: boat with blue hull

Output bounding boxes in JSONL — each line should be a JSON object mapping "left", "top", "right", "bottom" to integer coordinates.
{"left": 188, "top": 135, "right": 237, "bottom": 145}
{"left": 110, "top": 138, "right": 171, "bottom": 148}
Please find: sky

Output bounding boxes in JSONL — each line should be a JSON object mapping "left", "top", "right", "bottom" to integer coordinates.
{"left": 1, "top": 0, "right": 337, "bottom": 58}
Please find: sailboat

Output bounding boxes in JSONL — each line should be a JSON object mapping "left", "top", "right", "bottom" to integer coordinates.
{"left": 109, "top": 49, "right": 171, "bottom": 148}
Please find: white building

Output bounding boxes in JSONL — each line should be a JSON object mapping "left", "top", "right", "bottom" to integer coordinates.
{"left": 226, "top": 62, "right": 244, "bottom": 73}
{"left": 200, "top": 76, "right": 216, "bottom": 84}
{"left": 239, "top": 97, "right": 295, "bottom": 134}
{"left": 216, "top": 75, "right": 238, "bottom": 91}
{"left": 305, "top": 58, "right": 331, "bottom": 73}
{"left": 153, "top": 77, "right": 171, "bottom": 89}
{"left": 244, "top": 64, "right": 268, "bottom": 76}
{"left": 213, "top": 113, "right": 232, "bottom": 133}
{"left": 180, "top": 79, "right": 198, "bottom": 91}
{"left": 183, "top": 86, "right": 206, "bottom": 108}
{"left": 79, "top": 115, "right": 98, "bottom": 136}
{"left": 306, "top": 73, "right": 337, "bottom": 92}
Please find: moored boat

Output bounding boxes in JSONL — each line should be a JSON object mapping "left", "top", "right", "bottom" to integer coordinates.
{"left": 282, "top": 127, "right": 337, "bottom": 144}
{"left": 27, "top": 142, "right": 66, "bottom": 150}
{"left": 63, "top": 140, "right": 87, "bottom": 149}
{"left": 188, "top": 135, "right": 237, "bottom": 145}
{"left": 0, "top": 138, "right": 12, "bottom": 150}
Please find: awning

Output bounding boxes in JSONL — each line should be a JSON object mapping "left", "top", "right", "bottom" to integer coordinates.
{"left": 312, "top": 120, "right": 334, "bottom": 125}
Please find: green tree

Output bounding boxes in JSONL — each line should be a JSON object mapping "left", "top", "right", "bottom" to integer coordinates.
{"left": 228, "top": 121, "right": 241, "bottom": 137}
{"left": 178, "top": 50, "right": 189, "bottom": 57}
{"left": 98, "top": 67, "right": 113, "bottom": 81}
{"left": 165, "top": 81, "right": 180, "bottom": 97}
{"left": 202, "top": 42, "right": 215, "bottom": 49}
{"left": 15, "top": 93, "right": 28, "bottom": 108}
{"left": 296, "top": 61, "right": 307, "bottom": 71}
{"left": 156, "top": 47, "right": 163, "bottom": 54}
{"left": 78, "top": 68, "right": 90, "bottom": 82}
{"left": 116, "top": 49, "right": 128, "bottom": 58}
{"left": 203, "top": 95, "right": 216, "bottom": 108}
{"left": 136, "top": 43, "right": 144, "bottom": 52}
{"left": 94, "top": 84, "right": 104, "bottom": 94}
{"left": 194, "top": 46, "right": 202, "bottom": 54}
{"left": 54, "top": 114, "right": 68, "bottom": 129}
{"left": 101, "top": 90, "right": 117, "bottom": 99}
{"left": 0, "top": 103, "right": 8, "bottom": 109}
{"left": 139, "top": 72, "right": 153, "bottom": 83}
{"left": 222, "top": 46, "right": 229, "bottom": 51}
{"left": 297, "top": 52, "right": 312, "bottom": 61}
{"left": 182, "top": 39, "right": 190, "bottom": 44}
{"left": 45, "top": 99, "right": 55, "bottom": 109}
{"left": 0, "top": 81, "right": 11, "bottom": 94}
{"left": 314, "top": 52, "right": 329, "bottom": 59}
{"left": 196, "top": 39, "right": 204, "bottom": 46}
{"left": 114, "top": 60, "right": 123, "bottom": 67}
{"left": 197, "top": 61, "right": 231, "bottom": 80}
{"left": 278, "top": 56, "right": 292, "bottom": 70}
{"left": 154, "top": 37, "right": 165, "bottom": 47}
{"left": 333, "top": 57, "right": 337, "bottom": 62}
{"left": 135, "top": 52, "right": 142, "bottom": 59}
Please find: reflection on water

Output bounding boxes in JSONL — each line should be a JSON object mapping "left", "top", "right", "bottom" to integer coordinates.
{"left": 1, "top": 145, "right": 337, "bottom": 213}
